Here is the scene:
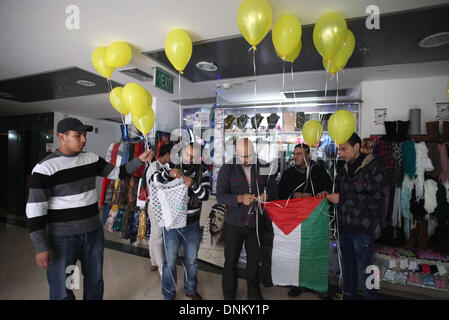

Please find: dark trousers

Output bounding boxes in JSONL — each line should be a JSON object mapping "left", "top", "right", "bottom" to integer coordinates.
{"left": 222, "top": 223, "right": 262, "bottom": 300}
{"left": 340, "top": 231, "right": 378, "bottom": 300}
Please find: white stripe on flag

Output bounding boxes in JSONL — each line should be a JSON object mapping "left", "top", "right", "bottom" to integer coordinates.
{"left": 271, "top": 222, "right": 301, "bottom": 286}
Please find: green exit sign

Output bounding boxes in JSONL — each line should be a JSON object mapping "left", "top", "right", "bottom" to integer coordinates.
{"left": 153, "top": 67, "right": 174, "bottom": 94}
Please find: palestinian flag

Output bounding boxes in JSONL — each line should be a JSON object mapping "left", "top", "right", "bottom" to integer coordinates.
{"left": 261, "top": 197, "right": 329, "bottom": 292}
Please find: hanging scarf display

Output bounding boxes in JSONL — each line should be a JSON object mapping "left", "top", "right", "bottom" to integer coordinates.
{"left": 424, "top": 179, "right": 438, "bottom": 214}
{"left": 401, "top": 175, "right": 414, "bottom": 239}
{"left": 414, "top": 142, "right": 434, "bottom": 201}
{"left": 401, "top": 140, "right": 416, "bottom": 180}
{"left": 438, "top": 144, "right": 449, "bottom": 184}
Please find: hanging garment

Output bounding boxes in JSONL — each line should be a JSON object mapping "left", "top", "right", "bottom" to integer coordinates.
{"left": 121, "top": 210, "right": 129, "bottom": 240}
{"left": 112, "top": 208, "right": 125, "bottom": 232}
{"left": 414, "top": 142, "right": 434, "bottom": 201}
{"left": 105, "top": 204, "right": 119, "bottom": 232}
{"left": 102, "top": 204, "right": 111, "bottom": 226}
{"left": 427, "top": 142, "right": 442, "bottom": 179}
{"left": 391, "top": 187, "right": 402, "bottom": 228}
{"left": 424, "top": 179, "right": 438, "bottom": 214}
{"left": 401, "top": 176, "right": 414, "bottom": 239}
{"left": 392, "top": 142, "right": 404, "bottom": 188}
{"left": 149, "top": 178, "right": 189, "bottom": 230}
{"left": 261, "top": 198, "right": 329, "bottom": 293}
{"left": 402, "top": 140, "right": 416, "bottom": 180}
{"left": 438, "top": 144, "right": 449, "bottom": 184}
{"left": 137, "top": 210, "right": 147, "bottom": 241}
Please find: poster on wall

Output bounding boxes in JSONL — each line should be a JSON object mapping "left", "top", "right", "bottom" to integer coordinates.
{"left": 198, "top": 199, "right": 247, "bottom": 268}
{"left": 374, "top": 108, "right": 387, "bottom": 126}
{"left": 436, "top": 103, "right": 449, "bottom": 121}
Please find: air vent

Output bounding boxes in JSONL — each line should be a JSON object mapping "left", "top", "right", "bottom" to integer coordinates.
{"left": 119, "top": 68, "right": 153, "bottom": 81}
{"left": 283, "top": 89, "right": 349, "bottom": 99}
{"left": 419, "top": 32, "right": 449, "bottom": 48}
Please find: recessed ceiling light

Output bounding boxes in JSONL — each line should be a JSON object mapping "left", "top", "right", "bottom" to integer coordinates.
{"left": 196, "top": 61, "right": 218, "bottom": 72}
{"left": 0, "top": 92, "right": 15, "bottom": 98}
{"left": 76, "top": 80, "right": 96, "bottom": 87}
{"left": 419, "top": 32, "right": 449, "bottom": 48}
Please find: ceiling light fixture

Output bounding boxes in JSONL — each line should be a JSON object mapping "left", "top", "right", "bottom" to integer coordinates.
{"left": 419, "top": 32, "right": 449, "bottom": 48}
{"left": 196, "top": 61, "right": 218, "bottom": 72}
{"left": 76, "top": 80, "right": 96, "bottom": 87}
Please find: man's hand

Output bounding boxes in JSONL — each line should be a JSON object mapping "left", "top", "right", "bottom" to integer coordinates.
{"left": 169, "top": 169, "right": 182, "bottom": 178}
{"left": 138, "top": 149, "right": 154, "bottom": 162}
{"left": 317, "top": 191, "right": 329, "bottom": 198}
{"left": 238, "top": 194, "right": 256, "bottom": 206}
{"left": 183, "top": 176, "right": 195, "bottom": 188}
{"left": 327, "top": 193, "right": 340, "bottom": 204}
{"left": 36, "top": 250, "right": 52, "bottom": 269}
{"left": 258, "top": 193, "right": 268, "bottom": 203}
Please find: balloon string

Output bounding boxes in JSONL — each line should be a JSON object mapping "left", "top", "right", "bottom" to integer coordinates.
{"left": 178, "top": 71, "right": 183, "bottom": 172}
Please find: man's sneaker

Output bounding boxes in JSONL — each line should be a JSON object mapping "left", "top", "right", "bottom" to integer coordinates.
{"left": 186, "top": 292, "right": 203, "bottom": 300}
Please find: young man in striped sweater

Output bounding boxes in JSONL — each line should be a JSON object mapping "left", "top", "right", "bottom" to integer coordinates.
{"left": 26, "top": 117, "right": 153, "bottom": 300}
{"left": 150, "top": 142, "right": 211, "bottom": 300}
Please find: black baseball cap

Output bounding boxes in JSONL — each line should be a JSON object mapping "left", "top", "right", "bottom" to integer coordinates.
{"left": 57, "top": 117, "right": 93, "bottom": 134}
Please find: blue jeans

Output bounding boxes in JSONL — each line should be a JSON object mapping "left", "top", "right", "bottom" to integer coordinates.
{"left": 162, "top": 221, "right": 201, "bottom": 300}
{"left": 47, "top": 227, "right": 104, "bottom": 300}
{"left": 340, "top": 232, "right": 378, "bottom": 300}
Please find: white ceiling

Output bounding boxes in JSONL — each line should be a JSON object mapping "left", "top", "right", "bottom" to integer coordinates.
{"left": 1, "top": 0, "right": 449, "bottom": 119}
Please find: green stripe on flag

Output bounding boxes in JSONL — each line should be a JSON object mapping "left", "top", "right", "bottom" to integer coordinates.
{"left": 298, "top": 199, "right": 329, "bottom": 292}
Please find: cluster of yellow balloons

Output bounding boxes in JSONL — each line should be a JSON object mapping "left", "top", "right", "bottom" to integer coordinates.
{"left": 237, "top": 0, "right": 272, "bottom": 50}
{"left": 302, "top": 110, "right": 356, "bottom": 146}
{"left": 91, "top": 41, "right": 132, "bottom": 78}
{"left": 272, "top": 14, "right": 302, "bottom": 63}
{"left": 165, "top": 29, "right": 192, "bottom": 74}
{"left": 110, "top": 83, "right": 155, "bottom": 135}
{"left": 313, "top": 12, "right": 355, "bottom": 75}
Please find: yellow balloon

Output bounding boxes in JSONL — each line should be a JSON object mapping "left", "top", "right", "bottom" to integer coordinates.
{"left": 132, "top": 107, "right": 155, "bottom": 135}
{"left": 122, "top": 83, "right": 152, "bottom": 118}
{"left": 313, "top": 12, "right": 348, "bottom": 61}
{"left": 109, "top": 87, "right": 129, "bottom": 115}
{"left": 280, "top": 40, "right": 302, "bottom": 62}
{"left": 237, "top": 0, "right": 272, "bottom": 49}
{"left": 302, "top": 120, "right": 323, "bottom": 146}
{"left": 322, "top": 58, "right": 341, "bottom": 75}
{"left": 165, "top": 29, "right": 192, "bottom": 73}
{"left": 333, "top": 29, "right": 355, "bottom": 70}
{"left": 272, "top": 14, "right": 302, "bottom": 60}
{"left": 106, "top": 41, "right": 132, "bottom": 68}
{"left": 91, "top": 47, "right": 115, "bottom": 78}
{"left": 328, "top": 110, "right": 356, "bottom": 145}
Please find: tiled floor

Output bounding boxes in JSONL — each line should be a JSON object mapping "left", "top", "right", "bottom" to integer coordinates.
{"left": 0, "top": 223, "right": 321, "bottom": 300}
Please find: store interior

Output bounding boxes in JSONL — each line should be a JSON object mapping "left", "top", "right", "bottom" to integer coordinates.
{"left": 1, "top": 0, "right": 449, "bottom": 300}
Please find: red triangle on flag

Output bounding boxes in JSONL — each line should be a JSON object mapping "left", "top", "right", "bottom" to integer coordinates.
{"left": 264, "top": 197, "right": 324, "bottom": 235}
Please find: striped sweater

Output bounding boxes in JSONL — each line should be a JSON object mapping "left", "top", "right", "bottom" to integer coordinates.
{"left": 26, "top": 150, "right": 144, "bottom": 253}
{"left": 150, "top": 164, "right": 211, "bottom": 224}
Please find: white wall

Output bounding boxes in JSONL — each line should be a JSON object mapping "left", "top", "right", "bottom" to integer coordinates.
{"left": 360, "top": 75, "right": 449, "bottom": 139}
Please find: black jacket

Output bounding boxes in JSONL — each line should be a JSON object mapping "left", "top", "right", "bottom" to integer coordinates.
{"left": 335, "top": 154, "right": 386, "bottom": 236}
{"left": 278, "top": 161, "right": 332, "bottom": 200}
{"left": 216, "top": 163, "right": 278, "bottom": 228}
